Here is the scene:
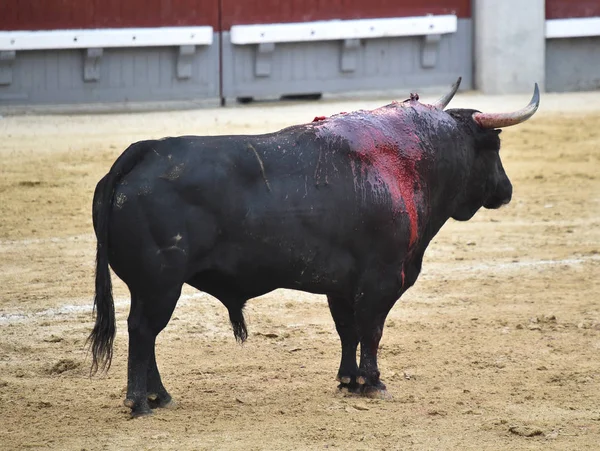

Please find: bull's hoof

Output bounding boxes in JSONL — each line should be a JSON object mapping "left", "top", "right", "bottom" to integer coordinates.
{"left": 338, "top": 382, "right": 361, "bottom": 394}
{"left": 148, "top": 392, "right": 175, "bottom": 409}
{"left": 124, "top": 398, "right": 153, "bottom": 418}
{"left": 337, "top": 375, "right": 391, "bottom": 400}
{"left": 337, "top": 374, "right": 361, "bottom": 394}
{"left": 361, "top": 383, "right": 392, "bottom": 400}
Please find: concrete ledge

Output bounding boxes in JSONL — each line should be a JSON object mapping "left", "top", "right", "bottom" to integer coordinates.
{"left": 230, "top": 15, "right": 457, "bottom": 45}
{"left": 0, "top": 27, "right": 214, "bottom": 51}
{"left": 546, "top": 17, "right": 600, "bottom": 39}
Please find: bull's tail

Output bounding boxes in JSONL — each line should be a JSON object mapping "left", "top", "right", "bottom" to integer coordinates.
{"left": 87, "top": 141, "right": 150, "bottom": 375}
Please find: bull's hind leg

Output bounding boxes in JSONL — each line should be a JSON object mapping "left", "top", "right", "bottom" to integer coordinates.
{"left": 125, "top": 286, "right": 181, "bottom": 417}
{"left": 327, "top": 295, "right": 360, "bottom": 393}
{"left": 147, "top": 347, "right": 173, "bottom": 409}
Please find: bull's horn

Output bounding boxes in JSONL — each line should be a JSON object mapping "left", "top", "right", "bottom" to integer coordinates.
{"left": 432, "top": 77, "right": 462, "bottom": 110}
{"left": 473, "top": 83, "right": 540, "bottom": 129}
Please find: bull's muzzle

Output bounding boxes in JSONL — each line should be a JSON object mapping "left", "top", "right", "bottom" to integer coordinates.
{"left": 485, "top": 180, "right": 513, "bottom": 209}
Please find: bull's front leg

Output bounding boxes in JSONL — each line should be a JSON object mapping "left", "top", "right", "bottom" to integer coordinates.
{"left": 327, "top": 295, "right": 360, "bottom": 392}
{"left": 354, "top": 291, "right": 393, "bottom": 399}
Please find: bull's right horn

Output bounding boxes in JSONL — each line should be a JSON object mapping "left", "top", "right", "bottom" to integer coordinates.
{"left": 432, "top": 77, "right": 462, "bottom": 110}
{"left": 473, "top": 84, "right": 540, "bottom": 129}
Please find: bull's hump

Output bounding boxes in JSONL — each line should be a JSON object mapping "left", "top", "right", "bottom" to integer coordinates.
{"left": 311, "top": 99, "right": 444, "bottom": 120}
{"left": 313, "top": 103, "right": 438, "bottom": 249}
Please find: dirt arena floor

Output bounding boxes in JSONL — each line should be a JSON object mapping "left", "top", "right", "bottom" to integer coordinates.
{"left": 1, "top": 92, "right": 599, "bottom": 450}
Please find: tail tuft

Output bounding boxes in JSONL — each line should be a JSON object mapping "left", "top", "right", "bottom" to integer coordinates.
{"left": 229, "top": 308, "right": 248, "bottom": 343}
{"left": 87, "top": 240, "right": 116, "bottom": 375}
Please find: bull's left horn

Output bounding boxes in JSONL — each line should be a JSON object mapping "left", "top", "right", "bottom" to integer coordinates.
{"left": 473, "top": 83, "right": 540, "bottom": 129}
{"left": 432, "top": 77, "right": 462, "bottom": 110}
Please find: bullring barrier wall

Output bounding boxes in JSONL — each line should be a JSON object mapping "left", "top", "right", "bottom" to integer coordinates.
{"left": 0, "top": 0, "right": 472, "bottom": 106}
{"left": 219, "top": 0, "right": 473, "bottom": 102}
{"left": 545, "top": 0, "right": 600, "bottom": 92}
{"left": 0, "top": 1, "right": 597, "bottom": 107}
{"left": 0, "top": 1, "right": 221, "bottom": 105}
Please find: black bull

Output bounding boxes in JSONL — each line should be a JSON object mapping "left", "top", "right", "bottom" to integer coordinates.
{"left": 89, "top": 79, "right": 540, "bottom": 416}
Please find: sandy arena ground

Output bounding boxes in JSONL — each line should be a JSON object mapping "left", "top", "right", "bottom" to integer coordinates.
{"left": 1, "top": 91, "right": 599, "bottom": 450}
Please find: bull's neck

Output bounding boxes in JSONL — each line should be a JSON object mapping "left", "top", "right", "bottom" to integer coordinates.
{"left": 412, "top": 135, "right": 472, "bottom": 251}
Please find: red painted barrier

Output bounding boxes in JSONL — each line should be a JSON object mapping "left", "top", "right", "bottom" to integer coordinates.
{"left": 546, "top": 0, "right": 600, "bottom": 19}
{"left": 0, "top": 0, "right": 219, "bottom": 31}
{"left": 0, "top": 1, "right": 471, "bottom": 32}
{"left": 220, "top": 0, "right": 471, "bottom": 30}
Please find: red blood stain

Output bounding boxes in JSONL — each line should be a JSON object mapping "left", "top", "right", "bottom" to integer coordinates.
{"left": 354, "top": 139, "right": 422, "bottom": 247}
{"left": 313, "top": 100, "right": 449, "bottom": 250}
{"left": 312, "top": 112, "right": 347, "bottom": 122}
